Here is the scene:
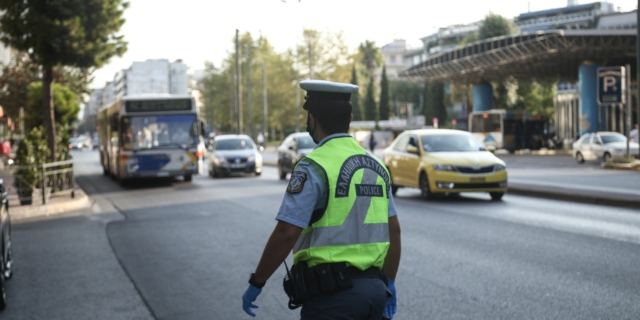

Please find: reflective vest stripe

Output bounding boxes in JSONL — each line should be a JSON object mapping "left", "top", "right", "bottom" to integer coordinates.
{"left": 293, "top": 168, "right": 389, "bottom": 252}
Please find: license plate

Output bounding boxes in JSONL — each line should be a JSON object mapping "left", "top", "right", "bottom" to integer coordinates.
{"left": 470, "top": 177, "right": 486, "bottom": 182}
{"left": 157, "top": 172, "right": 170, "bottom": 177}
{"left": 230, "top": 164, "right": 246, "bottom": 169}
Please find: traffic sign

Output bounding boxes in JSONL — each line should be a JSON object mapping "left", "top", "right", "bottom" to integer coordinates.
{"left": 597, "top": 66, "right": 625, "bottom": 106}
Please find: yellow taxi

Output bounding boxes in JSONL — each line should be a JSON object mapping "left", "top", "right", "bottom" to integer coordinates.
{"left": 383, "top": 129, "right": 507, "bottom": 200}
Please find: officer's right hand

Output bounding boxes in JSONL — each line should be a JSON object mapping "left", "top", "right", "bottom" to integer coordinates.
{"left": 384, "top": 280, "right": 397, "bottom": 319}
{"left": 242, "top": 284, "right": 262, "bottom": 317}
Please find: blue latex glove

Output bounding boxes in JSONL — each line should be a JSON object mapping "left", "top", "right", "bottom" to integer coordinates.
{"left": 242, "top": 284, "right": 262, "bottom": 317}
{"left": 384, "top": 280, "right": 397, "bottom": 319}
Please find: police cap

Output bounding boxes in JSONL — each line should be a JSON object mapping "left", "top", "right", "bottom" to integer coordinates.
{"left": 300, "top": 80, "right": 358, "bottom": 110}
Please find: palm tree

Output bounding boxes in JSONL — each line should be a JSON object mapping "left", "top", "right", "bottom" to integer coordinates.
{"left": 358, "top": 41, "right": 382, "bottom": 77}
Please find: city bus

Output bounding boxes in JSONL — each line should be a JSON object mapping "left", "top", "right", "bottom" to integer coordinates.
{"left": 468, "top": 109, "right": 548, "bottom": 152}
{"left": 97, "top": 94, "right": 205, "bottom": 183}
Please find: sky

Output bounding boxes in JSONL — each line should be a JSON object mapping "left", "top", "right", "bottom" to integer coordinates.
{"left": 90, "top": 0, "right": 638, "bottom": 89}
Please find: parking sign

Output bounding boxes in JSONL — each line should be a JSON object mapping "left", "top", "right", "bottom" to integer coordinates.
{"left": 597, "top": 67, "right": 625, "bottom": 106}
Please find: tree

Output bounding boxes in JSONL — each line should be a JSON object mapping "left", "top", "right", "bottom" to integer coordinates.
{"left": 379, "top": 65, "right": 390, "bottom": 121}
{"left": 350, "top": 64, "right": 363, "bottom": 121}
{"left": 514, "top": 80, "right": 556, "bottom": 119}
{"left": 364, "top": 76, "right": 377, "bottom": 121}
{"left": 358, "top": 40, "right": 382, "bottom": 78}
{"left": 425, "top": 83, "right": 446, "bottom": 125}
{"left": 296, "top": 29, "right": 351, "bottom": 83}
{"left": 0, "top": 55, "right": 92, "bottom": 122}
{"left": 0, "top": 0, "right": 128, "bottom": 161}
{"left": 25, "top": 83, "right": 80, "bottom": 133}
{"left": 477, "top": 13, "right": 516, "bottom": 41}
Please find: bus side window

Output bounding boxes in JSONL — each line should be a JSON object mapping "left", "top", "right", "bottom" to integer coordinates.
{"left": 110, "top": 113, "right": 119, "bottom": 145}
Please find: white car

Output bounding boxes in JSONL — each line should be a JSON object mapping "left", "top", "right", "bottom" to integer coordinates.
{"left": 572, "top": 132, "right": 639, "bottom": 163}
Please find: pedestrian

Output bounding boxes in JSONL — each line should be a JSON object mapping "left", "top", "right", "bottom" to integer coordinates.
{"left": 369, "top": 131, "right": 377, "bottom": 153}
{"left": 257, "top": 132, "right": 265, "bottom": 148}
{"left": 242, "top": 80, "right": 402, "bottom": 320}
{"left": 630, "top": 124, "right": 639, "bottom": 143}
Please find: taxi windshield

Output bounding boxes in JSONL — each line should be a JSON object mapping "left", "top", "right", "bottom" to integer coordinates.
{"left": 421, "top": 134, "right": 486, "bottom": 152}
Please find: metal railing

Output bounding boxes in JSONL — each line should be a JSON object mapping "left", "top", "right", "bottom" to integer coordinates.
{"left": 0, "top": 159, "right": 75, "bottom": 206}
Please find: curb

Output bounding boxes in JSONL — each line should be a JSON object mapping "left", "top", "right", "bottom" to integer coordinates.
{"left": 264, "top": 161, "right": 640, "bottom": 208}
{"left": 10, "top": 188, "right": 92, "bottom": 222}
{"left": 507, "top": 184, "right": 640, "bottom": 209}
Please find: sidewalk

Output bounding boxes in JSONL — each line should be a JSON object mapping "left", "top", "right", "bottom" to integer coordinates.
{"left": 260, "top": 150, "right": 640, "bottom": 209}
{"left": 10, "top": 188, "right": 92, "bottom": 222}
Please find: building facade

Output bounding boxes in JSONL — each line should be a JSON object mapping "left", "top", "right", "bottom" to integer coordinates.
{"left": 516, "top": 1, "right": 615, "bottom": 32}
{"left": 87, "top": 59, "right": 190, "bottom": 130}
{"left": 379, "top": 39, "right": 416, "bottom": 79}
{"left": 112, "top": 59, "right": 189, "bottom": 101}
{"left": 597, "top": 10, "right": 637, "bottom": 30}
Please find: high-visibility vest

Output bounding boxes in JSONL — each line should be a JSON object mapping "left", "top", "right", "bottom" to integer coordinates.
{"left": 292, "top": 136, "right": 391, "bottom": 270}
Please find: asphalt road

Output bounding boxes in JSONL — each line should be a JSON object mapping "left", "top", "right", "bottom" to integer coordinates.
{"left": 4, "top": 150, "right": 640, "bottom": 319}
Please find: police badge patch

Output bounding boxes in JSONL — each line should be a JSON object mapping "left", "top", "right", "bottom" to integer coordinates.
{"left": 287, "top": 171, "right": 307, "bottom": 194}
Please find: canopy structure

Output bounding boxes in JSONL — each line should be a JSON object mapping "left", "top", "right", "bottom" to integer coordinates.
{"left": 402, "top": 30, "right": 637, "bottom": 83}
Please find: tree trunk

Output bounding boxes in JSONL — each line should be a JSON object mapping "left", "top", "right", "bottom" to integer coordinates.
{"left": 43, "top": 65, "right": 57, "bottom": 162}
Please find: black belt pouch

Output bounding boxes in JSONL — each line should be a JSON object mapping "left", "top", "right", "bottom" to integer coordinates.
{"left": 314, "top": 264, "right": 338, "bottom": 294}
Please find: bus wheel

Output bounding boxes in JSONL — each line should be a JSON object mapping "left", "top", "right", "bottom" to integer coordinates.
{"left": 184, "top": 175, "right": 192, "bottom": 182}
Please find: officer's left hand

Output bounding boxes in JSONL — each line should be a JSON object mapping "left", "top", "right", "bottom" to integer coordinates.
{"left": 242, "top": 284, "right": 262, "bottom": 317}
{"left": 384, "top": 280, "right": 397, "bottom": 319}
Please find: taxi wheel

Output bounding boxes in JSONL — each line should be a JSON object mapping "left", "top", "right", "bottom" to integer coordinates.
{"left": 419, "top": 173, "right": 433, "bottom": 200}
{"left": 603, "top": 152, "right": 612, "bottom": 163}
{"left": 575, "top": 152, "right": 585, "bottom": 164}
{"left": 184, "top": 174, "right": 192, "bottom": 182}
{"left": 490, "top": 192, "right": 504, "bottom": 201}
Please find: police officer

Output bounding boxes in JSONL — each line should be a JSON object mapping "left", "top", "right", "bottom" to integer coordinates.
{"left": 242, "top": 80, "right": 402, "bottom": 319}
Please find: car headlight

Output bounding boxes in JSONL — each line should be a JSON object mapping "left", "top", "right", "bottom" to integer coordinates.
{"left": 248, "top": 156, "right": 255, "bottom": 162}
{"left": 494, "top": 164, "right": 506, "bottom": 171}
{"left": 613, "top": 148, "right": 624, "bottom": 154}
{"left": 213, "top": 156, "right": 226, "bottom": 164}
{"left": 433, "top": 164, "right": 456, "bottom": 171}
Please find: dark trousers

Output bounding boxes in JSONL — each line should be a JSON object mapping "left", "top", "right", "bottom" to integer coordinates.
{"left": 300, "top": 278, "right": 387, "bottom": 320}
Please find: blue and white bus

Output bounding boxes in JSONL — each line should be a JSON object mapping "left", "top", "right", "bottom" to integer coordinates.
{"left": 468, "top": 109, "right": 548, "bottom": 152}
{"left": 97, "top": 94, "right": 205, "bottom": 183}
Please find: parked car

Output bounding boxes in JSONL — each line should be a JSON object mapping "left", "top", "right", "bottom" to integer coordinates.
{"left": 0, "top": 179, "right": 13, "bottom": 310}
{"left": 208, "top": 135, "right": 263, "bottom": 178}
{"left": 69, "top": 137, "right": 92, "bottom": 150}
{"left": 92, "top": 136, "right": 99, "bottom": 148}
{"left": 383, "top": 129, "right": 508, "bottom": 201}
{"left": 277, "top": 132, "right": 317, "bottom": 180}
{"left": 572, "top": 132, "right": 639, "bottom": 163}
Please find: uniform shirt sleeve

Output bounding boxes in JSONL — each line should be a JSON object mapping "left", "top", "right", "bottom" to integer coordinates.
{"left": 276, "top": 160, "right": 327, "bottom": 229}
{"left": 388, "top": 191, "right": 398, "bottom": 218}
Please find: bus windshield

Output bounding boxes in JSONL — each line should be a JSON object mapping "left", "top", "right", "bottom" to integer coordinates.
{"left": 121, "top": 114, "right": 198, "bottom": 150}
{"left": 421, "top": 134, "right": 486, "bottom": 152}
{"left": 470, "top": 113, "right": 502, "bottom": 132}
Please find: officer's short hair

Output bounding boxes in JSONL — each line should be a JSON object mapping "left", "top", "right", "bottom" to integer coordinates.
{"left": 304, "top": 100, "right": 352, "bottom": 134}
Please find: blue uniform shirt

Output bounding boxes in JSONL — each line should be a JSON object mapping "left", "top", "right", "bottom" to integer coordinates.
{"left": 276, "top": 133, "right": 398, "bottom": 229}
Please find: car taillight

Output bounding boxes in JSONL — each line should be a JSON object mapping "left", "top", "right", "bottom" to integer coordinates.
{"left": 195, "top": 151, "right": 204, "bottom": 157}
